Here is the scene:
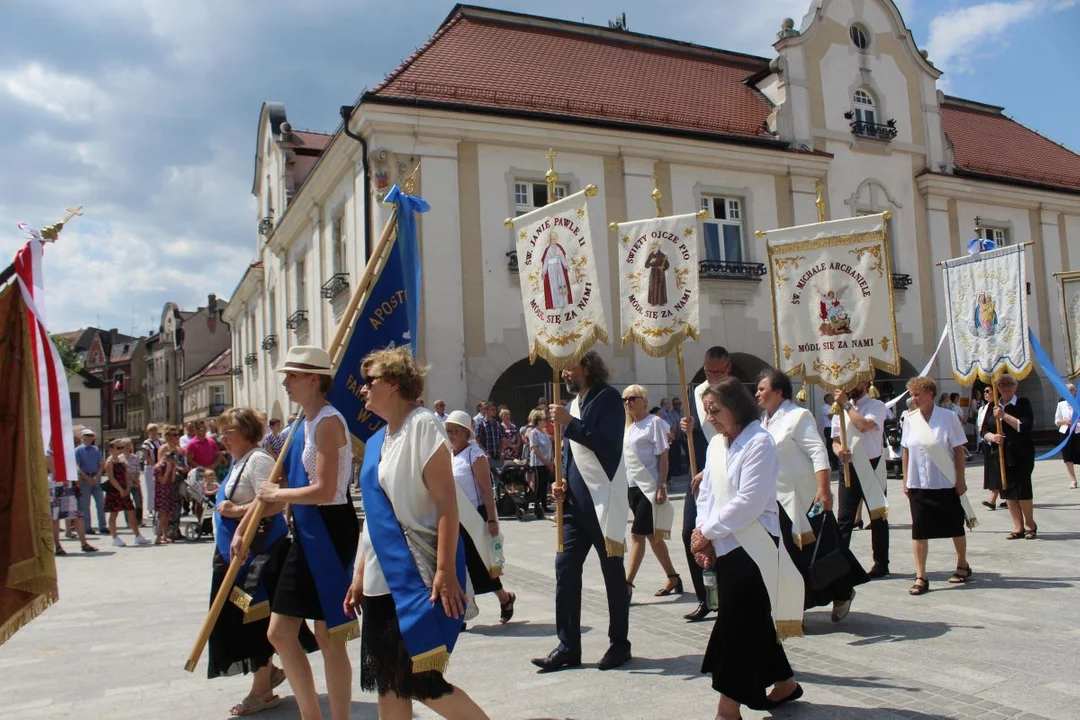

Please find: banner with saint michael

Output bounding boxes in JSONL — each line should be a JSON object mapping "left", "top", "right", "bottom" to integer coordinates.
{"left": 510, "top": 188, "right": 609, "bottom": 368}
{"left": 1058, "top": 270, "right": 1080, "bottom": 379}
{"left": 614, "top": 213, "right": 701, "bottom": 356}
{"left": 763, "top": 213, "right": 900, "bottom": 388}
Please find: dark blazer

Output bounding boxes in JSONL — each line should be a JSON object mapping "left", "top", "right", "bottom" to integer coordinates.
{"left": 562, "top": 382, "right": 624, "bottom": 510}
{"left": 980, "top": 396, "right": 1035, "bottom": 469}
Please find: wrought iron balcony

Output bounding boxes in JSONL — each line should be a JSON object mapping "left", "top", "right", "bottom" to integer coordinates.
{"left": 849, "top": 119, "right": 897, "bottom": 141}
{"left": 286, "top": 310, "right": 308, "bottom": 330}
{"left": 258, "top": 211, "right": 275, "bottom": 236}
{"left": 322, "top": 273, "right": 349, "bottom": 299}
{"left": 699, "top": 260, "right": 768, "bottom": 280}
{"left": 230, "top": 365, "right": 243, "bottom": 377}
{"left": 892, "top": 273, "right": 913, "bottom": 290}
{"left": 506, "top": 250, "right": 519, "bottom": 272}
{"left": 261, "top": 334, "right": 278, "bottom": 351}
{"left": 244, "top": 352, "right": 258, "bottom": 366}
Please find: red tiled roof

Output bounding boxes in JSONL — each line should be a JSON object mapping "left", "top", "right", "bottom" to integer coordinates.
{"left": 942, "top": 99, "right": 1080, "bottom": 193}
{"left": 186, "top": 349, "right": 233, "bottom": 382}
{"left": 292, "top": 130, "right": 332, "bottom": 151}
{"left": 369, "top": 9, "right": 776, "bottom": 142}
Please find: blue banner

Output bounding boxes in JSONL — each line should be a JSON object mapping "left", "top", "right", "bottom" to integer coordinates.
{"left": 327, "top": 186, "right": 428, "bottom": 443}
{"left": 1029, "top": 329, "right": 1080, "bottom": 460}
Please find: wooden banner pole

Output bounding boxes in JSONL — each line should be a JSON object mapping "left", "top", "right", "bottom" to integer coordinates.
{"left": 991, "top": 377, "right": 1009, "bottom": 491}
{"left": 184, "top": 207, "right": 400, "bottom": 672}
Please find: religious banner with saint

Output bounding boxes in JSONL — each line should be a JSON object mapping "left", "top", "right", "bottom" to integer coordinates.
{"left": 942, "top": 245, "right": 1032, "bottom": 383}
{"left": 1058, "top": 270, "right": 1080, "bottom": 379}
{"left": 511, "top": 188, "right": 609, "bottom": 368}
{"left": 763, "top": 213, "right": 900, "bottom": 388}
{"left": 614, "top": 213, "right": 701, "bottom": 356}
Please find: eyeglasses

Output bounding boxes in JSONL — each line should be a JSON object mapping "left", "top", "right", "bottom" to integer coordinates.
{"left": 361, "top": 374, "right": 383, "bottom": 387}
{"left": 622, "top": 396, "right": 641, "bottom": 404}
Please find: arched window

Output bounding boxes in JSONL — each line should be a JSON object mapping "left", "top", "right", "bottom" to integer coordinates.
{"left": 850, "top": 24, "right": 870, "bottom": 50}
{"left": 853, "top": 89, "right": 876, "bottom": 126}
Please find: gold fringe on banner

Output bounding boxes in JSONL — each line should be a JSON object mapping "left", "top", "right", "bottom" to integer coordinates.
{"left": 528, "top": 325, "right": 611, "bottom": 372}
{"left": 620, "top": 325, "right": 700, "bottom": 359}
{"left": 412, "top": 646, "right": 451, "bottom": 674}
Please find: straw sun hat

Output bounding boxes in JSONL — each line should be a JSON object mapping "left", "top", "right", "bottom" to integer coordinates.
{"left": 276, "top": 345, "right": 335, "bottom": 376}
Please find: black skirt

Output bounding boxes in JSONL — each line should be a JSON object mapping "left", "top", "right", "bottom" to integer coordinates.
{"left": 908, "top": 488, "right": 966, "bottom": 540}
{"left": 627, "top": 486, "right": 654, "bottom": 537}
{"left": 778, "top": 505, "right": 868, "bottom": 609}
{"left": 273, "top": 503, "right": 361, "bottom": 620}
{"left": 207, "top": 537, "right": 317, "bottom": 679}
{"left": 462, "top": 505, "right": 503, "bottom": 595}
{"left": 1062, "top": 433, "right": 1080, "bottom": 464}
{"left": 701, "top": 546, "right": 794, "bottom": 710}
{"left": 360, "top": 594, "right": 454, "bottom": 701}
{"left": 982, "top": 447, "right": 1001, "bottom": 491}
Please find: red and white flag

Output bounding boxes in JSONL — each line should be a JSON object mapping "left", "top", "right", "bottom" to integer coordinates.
{"left": 13, "top": 238, "right": 76, "bottom": 484}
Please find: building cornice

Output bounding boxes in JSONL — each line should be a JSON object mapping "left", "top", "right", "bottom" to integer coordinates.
{"left": 917, "top": 172, "right": 1080, "bottom": 214}
{"left": 222, "top": 265, "right": 264, "bottom": 322}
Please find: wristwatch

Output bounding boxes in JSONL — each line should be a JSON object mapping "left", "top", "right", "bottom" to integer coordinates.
{"left": 843, "top": 401, "right": 854, "bottom": 411}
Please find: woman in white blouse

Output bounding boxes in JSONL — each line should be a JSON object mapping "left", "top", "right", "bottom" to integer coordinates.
{"left": 901, "top": 377, "right": 971, "bottom": 595}
{"left": 690, "top": 378, "right": 802, "bottom": 718}
{"left": 622, "top": 384, "right": 682, "bottom": 599}
{"left": 444, "top": 410, "right": 517, "bottom": 624}
{"left": 342, "top": 348, "right": 488, "bottom": 719}
{"left": 526, "top": 409, "right": 554, "bottom": 519}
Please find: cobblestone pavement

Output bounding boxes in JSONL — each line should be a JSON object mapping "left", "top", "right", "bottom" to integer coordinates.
{"left": 3, "top": 459, "right": 1078, "bottom": 719}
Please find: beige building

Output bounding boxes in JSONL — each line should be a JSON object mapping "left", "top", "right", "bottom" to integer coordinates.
{"left": 181, "top": 349, "right": 234, "bottom": 425}
{"left": 225, "top": 1, "right": 1080, "bottom": 430}
{"left": 68, "top": 369, "right": 104, "bottom": 439}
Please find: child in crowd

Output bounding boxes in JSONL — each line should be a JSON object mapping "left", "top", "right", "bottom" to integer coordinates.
{"left": 104, "top": 439, "right": 151, "bottom": 547}
{"left": 123, "top": 439, "right": 144, "bottom": 527}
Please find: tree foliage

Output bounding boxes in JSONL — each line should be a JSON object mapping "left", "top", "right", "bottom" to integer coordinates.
{"left": 52, "top": 335, "right": 82, "bottom": 373}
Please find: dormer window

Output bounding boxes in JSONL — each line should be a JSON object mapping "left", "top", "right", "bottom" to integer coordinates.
{"left": 850, "top": 24, "right": 870, "bottom": 51}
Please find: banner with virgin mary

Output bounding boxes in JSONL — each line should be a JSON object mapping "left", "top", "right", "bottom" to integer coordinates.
{"left": 942, "top": 245, "right": 1032, "bottom": 383}
{"left": 509, "top": 188, "right": 610, "bottom": 368}
{"left": 614, "top": 213, "right": 701, "bottom": 356}
{"left": 762, "top": 213, "right": 900, "bottom": 388}
{"left": 1058, "top": 270, "right": 1080, "bottom": 379}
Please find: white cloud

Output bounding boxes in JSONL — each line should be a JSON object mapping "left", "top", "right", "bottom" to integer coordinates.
{"left": 926, "top": 0, "right": 1067, "bottom": 75}
{"left": 0, "top": 63, "right": 102, "bottom": 122}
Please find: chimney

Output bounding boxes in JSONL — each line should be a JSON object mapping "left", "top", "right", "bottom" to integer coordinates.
{"left": 207, "top": 293, "right": 218, "bottom": 331}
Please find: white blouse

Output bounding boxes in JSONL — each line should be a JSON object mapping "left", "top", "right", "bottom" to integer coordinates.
{"left": 901, "top": 406, "right": 967, "bottom": 490}
{"left": 222, "top": 447, "right": 276, "bottom": 504}
{"left": 624, "top": 415, "right": 669, "bottom": 487}
{"left": 452, "top": 443, "right": 486, "bottom": 509}
{"left": 302, "top": 405, "right": 353, "bottom": 506}
{"left": 361, "top": 407, "right": 449, "bottom": 597}
{"left": 695, "top": 421, "right": 780, "bottom": 558}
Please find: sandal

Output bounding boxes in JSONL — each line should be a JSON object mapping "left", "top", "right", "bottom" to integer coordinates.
{"left": 269, "top": 666, "right": 286, "bottom": 690}
{"left": 948, "top": 566, "right": 973, "bottom": 584}
{"left": 54, "top": 545, "right": 67, "bottom": 556}
{"left": 655, "top": 574, "right": 684, "bottom": 597}
{"left": 908, "top": 577, "right": 929, "bottom": 595}
{"left": 499, "top": 592, "right": 516, "bottom": 624}
{"left": 981, "top": 501, "right": 996, "bottom": 511}
{"left": 1024, "top": 525, "right": 1038, "bottom": 540}
{"left": 1006, "top": 531, "right": 1025, "bottom": 540}
{"left": 230, "top": 693, "right": 282, "bottom": 717}
{"left": 81, "top": 543, "right": 98, "bottom": 553}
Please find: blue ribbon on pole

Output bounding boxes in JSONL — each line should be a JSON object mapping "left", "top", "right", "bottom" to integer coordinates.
{"left": 1028, "top": 329, "right": 1080, "bottom": 460}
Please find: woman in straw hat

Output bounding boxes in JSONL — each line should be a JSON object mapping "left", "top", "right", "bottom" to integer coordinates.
{"left": 245, "top": 345, "right": 359, "bottom": 720}
{"left": 343, "top": 347, "right": 489, "bottom": 719}
{"left": 443, "top": 409, "right": 517, "bottom": 625}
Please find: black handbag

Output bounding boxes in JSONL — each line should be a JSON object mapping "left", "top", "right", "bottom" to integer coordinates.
{"left": 806, "top": 511, "right": 850, "bottom": 592}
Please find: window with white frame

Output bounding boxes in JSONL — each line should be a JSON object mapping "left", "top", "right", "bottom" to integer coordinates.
{"left": 514, "top": 181, "right": 567, "bottom": 216}
{"left": 981, "top": 226, "right": 1008, "bottom": 246}
{"left": 853, "top": 89, "right": 876, "bottom": 126}
{"left": 331, "top": 211, "right": 347, "bottom": 275}
{"left": 296, "top": 258, "right": 307, "bottom": 311}
{"left": 699, "top": 196, "right": 745, "bottom": 263}
{"left": 211, "top": 384, "right": 225, "bottom": 406}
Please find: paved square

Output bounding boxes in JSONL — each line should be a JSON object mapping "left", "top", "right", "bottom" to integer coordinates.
{"left": 3, "top": 458, "right": 1076, "bottom": 719}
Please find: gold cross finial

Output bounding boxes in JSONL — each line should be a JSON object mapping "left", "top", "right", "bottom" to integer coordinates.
{"left": 650, "top": 171, "right": 663, "bottom": 217}
{"left": 544, "top": 149, "right": 559, "bottom": 205}
{"left": 63, "top": 206, "right": 84, "bottom": 223}
{"left": 973, "top": 215, "right": 982, "bottom": 235}
{"left": 546, "top": 148, "right": 557, "bottom": 169}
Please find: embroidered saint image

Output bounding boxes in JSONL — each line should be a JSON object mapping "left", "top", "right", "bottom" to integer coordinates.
{"left": 644, "top": 242, "right": 670, "bottom": 307}
{"left": 972, "top": 291, "right": 999, "bottom": 337}
{"left": 818, "top": 289, "right": 852, "bottom": 336}
{"left": 541, "top": 233, "right": 573, "bottom": 310}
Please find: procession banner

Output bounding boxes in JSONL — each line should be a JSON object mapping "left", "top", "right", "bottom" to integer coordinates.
{"left": 1058, "top": 270, "right": 1080, "bottom": 379}
{"left": 614, "top": 213, "right": 700, "bottom": 356}
{"left": 942, "top": 245, "right": 1032, "bottom": 384}
{"left": 511, "top": 189, "right": 609, "bottom": 369}
{"left": 763, "top": 213, "right": 899, "bottom": 388}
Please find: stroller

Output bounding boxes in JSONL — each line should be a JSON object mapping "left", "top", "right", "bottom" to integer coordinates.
{"left": 495, "top": 460, "right": 533, "bottom": 521}
{"left": 178, "top": 471, "right": 216, "bottom": 541}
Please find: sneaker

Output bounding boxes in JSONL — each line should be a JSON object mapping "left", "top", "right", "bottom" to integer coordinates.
{"left": 112, "top": 536, "right": 127, "bottom": 547}
{"left": 134, "top": 535, "right": 151, "bottom": 546}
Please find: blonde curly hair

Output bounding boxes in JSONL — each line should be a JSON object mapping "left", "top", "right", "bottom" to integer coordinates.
{"left": 360, "top": 347, "right": 427, "bottom": 402}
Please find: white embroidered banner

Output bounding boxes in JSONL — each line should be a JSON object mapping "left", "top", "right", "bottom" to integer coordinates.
{"left": 510, "top": 189, "right": 609, "bottom": 369}
{"left": 614, "top": 213, "right": 700, "bottom": 357}
{"left": 763, "top": 213, "right": 899, "bottom": 388}
{"left": 942, "top": 245, "right": 1032, "bottom": 384}
{"left": 1059, "top": 271, "right": 1080, "bottom": 379}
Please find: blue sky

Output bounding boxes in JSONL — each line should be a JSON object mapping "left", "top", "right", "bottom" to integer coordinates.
{"left": 1, "top": 0, "right": 1076, "bottom": 334}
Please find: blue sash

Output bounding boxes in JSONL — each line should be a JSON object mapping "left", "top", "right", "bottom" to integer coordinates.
{"left": 213, "top": 456, "right": 288, "bottom": 624}
{"left": 285, "top": 420, "right": 359, "bottom": 642}
{"left": 360, "top": 427, "right": 467, "bottom": 674}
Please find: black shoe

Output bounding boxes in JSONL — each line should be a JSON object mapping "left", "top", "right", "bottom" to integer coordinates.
{"left": 684, "top": 602, "right": 712, "bottom": 622}
{"left": 764, "top": 683, "right": 804, "bottom": 710}
{"left": 867, "top": 564, "right": 890, "bottom": 579}
{"left": 84, "top": 529, "right": 98, "bottom": 536}
{"left": 597, "top": 644, "right": 632, "bottom": 670}
{"left": 531, "top": 647, "right": 581, "bottom": 673}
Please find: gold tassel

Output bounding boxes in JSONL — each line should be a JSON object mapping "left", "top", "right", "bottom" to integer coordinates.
{"left": 774, "top": 620, "right": 804, "bottom": 643}
{"left": 411, "top": 646, "right": 451, "bottom": 674}
{"left": 605, "top": 538, "right": 626, "bottom": 558}
{"left": 795, "top": 386, "right": 807, "bottom": 403}
{"left": 868, "top": 382, "right": 881, "bottom": 399}
{"left": 830, "top": 400, "right": 842, "bottom": 415}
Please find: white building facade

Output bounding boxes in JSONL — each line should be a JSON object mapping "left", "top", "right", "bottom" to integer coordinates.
{"left": 224, "top": 0, "right": 1080, "bottom": 430}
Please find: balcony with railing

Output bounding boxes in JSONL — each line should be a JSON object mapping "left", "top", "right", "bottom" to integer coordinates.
{"left": 322, "top": 273, "right": 349, "bottom": 300}
{"left": 244, "top": 352, "right": 258, "bottom": 366}
{"left": 506, "top": 250, "right": 519, "bottom": 272}
{"left": 230, "top": 365, "right": 243, "bottom": 377}
{"left": 892, "top": 273, "right": 913, "bottom": 290}
{"left": 699, "top": 260, "right": 768, "bottom": 281}
{"left": 261, "top": 334, "right": 278, "bottom": 351}
{"left": 846, "top": 115, "right": 898, "bottom": 141}
{"left": 286, "top": 310, "right": 308, "bottom": 330}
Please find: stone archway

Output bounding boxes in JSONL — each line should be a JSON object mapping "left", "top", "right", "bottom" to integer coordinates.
{"left": 488, "top": 357, "right": 555, "bottom": 424}
{"left": 872, "top": 357, "right": 922, "bottom": 404}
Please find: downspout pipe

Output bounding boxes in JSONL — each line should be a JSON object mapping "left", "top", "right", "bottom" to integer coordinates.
{"left": 339, "top": 104, "right": 373, "bottom": 261}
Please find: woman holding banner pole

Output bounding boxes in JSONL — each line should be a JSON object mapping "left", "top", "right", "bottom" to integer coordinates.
{"left": 344, "top": 347, "right": 489, "bottom": 719}
{"left": 980, "top": 374, "right": 1037, "bottom": 540}
{"left": 249, "top": 346, "right": 360, "bottom": 720}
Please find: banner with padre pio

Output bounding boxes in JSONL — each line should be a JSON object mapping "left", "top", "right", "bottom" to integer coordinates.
{"left": 942, "top": 245, "right": 1032, "bottom": 384}
{"left": 511, "top": 188, "right": 609, "bottom": 369}
{"left": 1059, "top": 271, "right": 1080, "bottom": 379}
{"left": 614, "top": 213, "right": 701, "bottom": 357}
{"left": 763, "top": 213, "right": 900, "bottom": 388}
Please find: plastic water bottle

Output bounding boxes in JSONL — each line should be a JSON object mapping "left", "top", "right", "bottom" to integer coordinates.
{"left": 491, "top": 533, "right": 505, "bottom": 569}
{"left": 808, "top": 501, "right": 824, "bottom": 518}
{"left": 702, "top": 568, "right": 719, "bottom": 611}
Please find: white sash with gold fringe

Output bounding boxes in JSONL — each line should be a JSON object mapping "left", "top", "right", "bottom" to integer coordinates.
{"left": 903, "top": 410, "right": 978, "bottom": 529}
{"left": 843, "top": 413, "right": 890, "bottom": 521}
{"left": 623, "top": 432, "right": 675, "bottom": 539}
{"left": 569, "top": 395, "right": 629, "bottom": 557}
{"left": 765, "top": 409, "right": 819, "bottom": 549}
